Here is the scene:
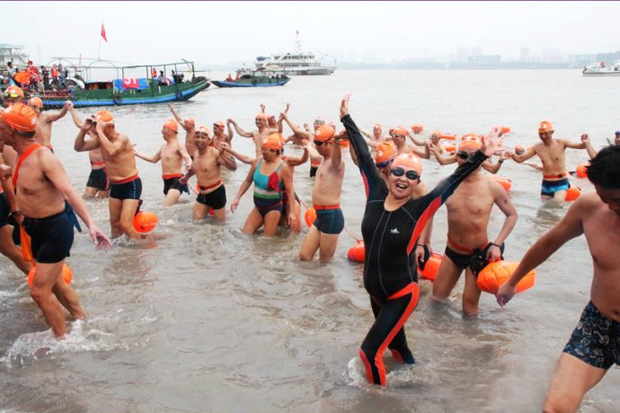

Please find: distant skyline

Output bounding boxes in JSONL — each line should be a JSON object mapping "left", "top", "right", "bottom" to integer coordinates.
{"left": 3, "top": 1, "right": 620, "bottom": 68}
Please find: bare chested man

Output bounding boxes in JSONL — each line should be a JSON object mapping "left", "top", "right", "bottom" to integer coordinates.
{"left": 360, "top": 123, "right": 385, "bottom": 143}
{"left": 281, "top": 111, "right": 326, "bottom": 177}
{"left": 511, "top": 121, "right": 588, "bottom": 201}
{"left": 134, "top": 119, "right": 192, "bottom": 206}
{"left": 2, "top": 103, "right": 110, "bottom": 337}
{"left": 385, "top": 127, "right": 430, "bottom": 159}
{"left": 497, "top": 145, "right": 620, "bottom": 412}
{"left": 27, "top": 97, "right": 69, "bottom": 151}
{"left": 67, "top": 105, "right": 109, "bottom": 198}
{"left": 179, "top": 126, "right": 237, "bottom": 221}
{"left": 298, "top": 125, "right": 345, "bottom": 261}
{"left": 431, "top": 138, "right": 518, "bottom": 316}
{"left": 168, "top": 104, "right": 196, "bottom": 156}
{"left": 228, "top": 111, "right": 280, "bottom": 157}
{"left": 74, "top": 111, "right": 143, "bottom": 239}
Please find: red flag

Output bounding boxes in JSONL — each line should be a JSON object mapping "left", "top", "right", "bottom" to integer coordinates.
{"left": 296, "top": 29, "right": 299, "bottom": 36}
{"left": 101, "top": 23, "right": 108, "bottom": 42}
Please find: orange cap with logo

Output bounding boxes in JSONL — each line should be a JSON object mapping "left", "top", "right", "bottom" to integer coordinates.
{"left": 374, "top": 142, "right": 397, "bottom": 164}
{"left": 95, "top": 110, "right": 114, "bottom": 122}
{"left": 314, "top": 125, "right": 335, "bottom": 142}
{"left": 213, "top": 120, "right": 225, "bottom": 128}
{"left": 1, "top": 103, "right": 37, "bottom": 132}
{"left": 196, "top": 125, "right": 211, "bottom": 136}
{"left": 262, "top": 133, "right": 284, "bottom": 151}
{"left": 163, "top": 118, "right": 178, "bottom": 132}
{"left": 4, "top": 85, "right": 24, "bottom": 99}
{"left": 392, "top": 153, "right": 423, "bottom": 175}
{"left": 28, "top": 97, "right": 43, "bottom": 108}
{"left": 538, "top": 121, "right": 553, "bottom": 133}
{"left": 458, "top": 138, "right": 482, "bottom": 151}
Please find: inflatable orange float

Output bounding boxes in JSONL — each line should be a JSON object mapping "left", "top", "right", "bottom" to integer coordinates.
{"left": 476, "top": 261, "right": 535, "bottom": 294}
{"left": 419, "top": 253, "right": 443, "bottom": 281}
{"left": 347, "top": 241, "right": 365, "bottom": 263}
{"left": 133, "top": 211, "right": 158, "bottom": 233}
{"left": 28, "top": 264, "right": 73, "bottom": 287}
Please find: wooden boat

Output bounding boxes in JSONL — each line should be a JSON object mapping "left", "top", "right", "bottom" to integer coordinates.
{"left": 39, "top": 60, "right": 210, "bottom": 109}
{"left": 212, "top": 73, "right": 289, "bottom": 88}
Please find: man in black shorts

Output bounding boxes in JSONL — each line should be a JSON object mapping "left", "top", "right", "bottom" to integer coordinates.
{"left": 498, "top": 145, "right": 620, "bottom": 412}
{"left": 2, "top": 103, "right": 110, "bottom": 337}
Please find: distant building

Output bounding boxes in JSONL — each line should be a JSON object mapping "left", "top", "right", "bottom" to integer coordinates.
{"left": 0, "top": 43, "right": 30, "bottom": 67}
{"left": 467, "top": 55, "right": 501, "bottom": 64}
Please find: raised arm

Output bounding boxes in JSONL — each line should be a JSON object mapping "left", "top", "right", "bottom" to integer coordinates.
{"left": 511, "top": 144, "right": 536, "bottom": 163}
{"left": 168, "top": 104, "right": 184, "bottom": 126}
{"left": 497, "top": 195, "right": 586, "bottom": 306}
{"left": 68, "top": 105, "right": 84, "bottom": 128}
{"left": 227, "top": 119, "right": 254, "bottom": 138}
{"left": 74, "top": 121, "right": 100, "bottom": 152}
{"left": 45, "top": 101, "right": 70, "bottom": 122}
{"left": 407, "top": 130, "right": 425, "bottom": 147}
{"left": 216, "top": 148, "right": 238, "bottom": 171}
{"left": 226, "top": 120, "right": 235, "bottom": 141}
{"left": 430, "top": 143, "right": 456, "bottom": 165}
{"left": 580, "top": 134, "right": 597, "bottom": 159}
{"left": 482, "top": 152, "right": 510, "bottom": 174}
{"left": 339, "top": 94, "right": 384, "bottom": 201}
{"left": 281, "top": 112, "right": 311, "bottom": 139}
{"left": 284, "top": 142, "right": 309, "bottom": 167}
{"left": 562, "top": 138, "right": 586, "bottom": 150}
{"left": 96, "top": 122, "right": 125, "bottom": 156}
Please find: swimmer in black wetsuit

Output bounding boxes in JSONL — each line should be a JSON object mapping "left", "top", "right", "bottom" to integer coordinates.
{"left": 340, "top": 95, "right": 504, "bottom": 386}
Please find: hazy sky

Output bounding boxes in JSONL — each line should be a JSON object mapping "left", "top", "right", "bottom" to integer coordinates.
{"left": 4, "top": 1, "right": 620, "bottom": 68}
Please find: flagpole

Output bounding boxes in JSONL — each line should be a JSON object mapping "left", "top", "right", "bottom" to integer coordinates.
{"left": 98, "top": 30, "right": 102, "bottom": 60}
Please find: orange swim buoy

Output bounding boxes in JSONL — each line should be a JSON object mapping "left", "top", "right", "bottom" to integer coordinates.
{"left": 304, "top": 207, "right": 317, "bottom": 228}
{"left": 501, "top": 126, "right": 511, "bottom": 134}
{"left": 444, "top": 144, "right": 456, "bottom": 153}
{"left": 133, "top": 211, "right": 158, "bottom": 233}
{"left": 491, "top": 176, "right": 512, "bottom": 192}
{"left": 28, "top": 264, "right": 73, "bottom": 287}
{"left": 411, "top": 124, "right": 424, "bottom": 134}
{"left": 347, "top": 241, "right": 365, "bottom": 263}
{"left": 419, "top": 252, "right": 443, "bottom": 281}
{"left": 338, "top": 139, "right": 349, "bottom": 148}
{"left": 565, "top": 186, "right": 581, "bottom": 202}
{"left": 476, "top": 261, "right": 535, "bottom": 294}
{"left": 575, "top": 163, "right": 588, "bottom": 178}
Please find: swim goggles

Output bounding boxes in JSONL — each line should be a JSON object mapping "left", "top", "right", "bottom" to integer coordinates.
{"left": 390, "top": 167, "right": 419, "bottom": 181}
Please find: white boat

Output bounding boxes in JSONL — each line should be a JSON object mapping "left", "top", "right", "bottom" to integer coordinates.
{"left": 582, "top": 61, "right": 620, "bottom": 76}
{"left": 239, "top": 33, "right": 337, "bottom": 76}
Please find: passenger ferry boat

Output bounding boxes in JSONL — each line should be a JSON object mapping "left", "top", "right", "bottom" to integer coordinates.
{"left": 582, "top": 61, "right": 620, "bottom": 76}
{"left": 239, "top": 33, "right": 337, "bottom": 76}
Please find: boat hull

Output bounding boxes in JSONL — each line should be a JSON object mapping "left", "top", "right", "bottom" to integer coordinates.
{"left": 41, "top": 78, "right": 210, "bottom": 109}
{"left": 582, "top": 71, "right": 620, "bottom": 76}
{"left": 212, "top": 79, "right": 289, "bottom": 88}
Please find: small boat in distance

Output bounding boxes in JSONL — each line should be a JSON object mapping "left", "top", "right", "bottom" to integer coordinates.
{"left": 39, "top": 60, "right": 209, "bottom": 109}
{"left": 238, "top": 32, "right": 337, "bottom": 76}
{"left": 582, "top": 60, "right": 620, "bottom": 76}
{"left": 212, "top": 72, "right": 290, "bottom": 88}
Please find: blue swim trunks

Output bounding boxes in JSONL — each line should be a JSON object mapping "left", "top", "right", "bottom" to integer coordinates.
{"left": 313, "top": 206, "right": 345, "bottom": 235}
{"left": 541, "top": 177, "right": 570, "bottom": 197}
{"left": 563, "top": 301, "right": 620, "bottom": 370}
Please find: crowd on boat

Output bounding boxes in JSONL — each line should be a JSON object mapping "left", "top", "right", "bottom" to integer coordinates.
{"left": 2, "top": 60, "right": 75, "bottom": 94}
{"left": 1, "top": 85, "right": 620, "bottom": 412}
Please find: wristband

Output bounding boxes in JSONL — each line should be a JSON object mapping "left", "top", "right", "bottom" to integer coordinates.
{"left": 10, "top": 209, "right": 21, "bottom": 216}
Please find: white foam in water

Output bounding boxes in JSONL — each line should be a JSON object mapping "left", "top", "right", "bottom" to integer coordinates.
{"left": 344, "top": 356, "right": 439, "bottom": 390}
{"left": 0, "top": 319, "right": 123, "bottom": 368}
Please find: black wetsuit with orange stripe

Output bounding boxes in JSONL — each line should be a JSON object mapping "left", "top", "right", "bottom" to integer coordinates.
{"left": 342, "top": 114, "right": 488, "bottom": 385}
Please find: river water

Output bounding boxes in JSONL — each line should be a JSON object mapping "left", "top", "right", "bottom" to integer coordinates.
{"left": 1, "top": 70, "right": 618, "bottom": 412}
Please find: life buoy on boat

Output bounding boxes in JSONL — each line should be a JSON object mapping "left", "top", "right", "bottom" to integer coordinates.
{"left": 175, "top": 91, "right": 183, "bottom": 100}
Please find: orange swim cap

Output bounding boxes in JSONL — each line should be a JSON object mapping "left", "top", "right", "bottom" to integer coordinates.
{"left": 392, "top": 153, "right": 423, "bottom": 176}
{"left": 187, "top": 117, "right": 196, "bottom": 125}
{"left": 4, "top": 85, "right": 24, "bottom": 98}
{"left": 28, "top": 97, "right": 43, "bottom": 108}
{"left": 196, "top": 125, "right": 211, "bottom": 136}
{"left": 1, "top": 103, "right": 37, "bottom": 132}
{"left": 314, "top": 125, "right": 335, "bottom": 142}
{"left": 389, "top": 126, "right": 407, "bottom": 137}
{"left": 213, "top": 120, "right": 225, "bottom": 128}
{"left": 374, "top": 123, "right": 382, "bottom": 129}
{"left": 262, "top": 133, "right": 284, "bottom": 151}
{"left": 163, "top": 118, "right": 178, "bottom": 132}
{"left": 538, "top": 121, "right": 553, "bottom": 133}
{"left": 460, "top": 133, "right": 481, "bottom": 142}
{"left": 256, "top": 113, "right": 268, "bottom": 121}
{"left": 95, "top": 110, "right": 114, "bottom": 122}
{"left": 374, "top": 142, "right": 397, "bottom": 164}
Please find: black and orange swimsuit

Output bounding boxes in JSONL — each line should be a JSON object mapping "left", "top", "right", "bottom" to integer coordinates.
{"left": 342, "top": 114, "right": 488, "bottom": 385}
